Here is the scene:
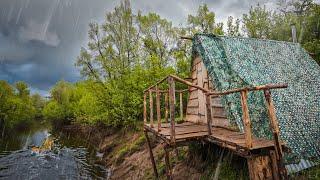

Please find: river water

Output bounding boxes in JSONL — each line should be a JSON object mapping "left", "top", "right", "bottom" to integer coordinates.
{"left": 0, "top": 123, "right": 109, "bottom": 180}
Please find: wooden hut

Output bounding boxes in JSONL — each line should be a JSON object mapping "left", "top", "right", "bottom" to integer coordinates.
{"left": 143, "top": 34, "right": 320, "bottom": 180}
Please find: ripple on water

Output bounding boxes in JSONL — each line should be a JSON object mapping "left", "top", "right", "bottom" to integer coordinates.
{"left": 0, "top": 145, "right": 109, "bottom": 180}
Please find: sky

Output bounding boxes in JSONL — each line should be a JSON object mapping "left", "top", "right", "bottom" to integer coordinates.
{"left": 0, "top": 0, "right": 281, "bottom": 95}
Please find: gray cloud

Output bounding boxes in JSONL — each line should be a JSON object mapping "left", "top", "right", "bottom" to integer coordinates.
{"left": 18, "top": 20, "right": 61, "bottom": 47}
{"left": 0, "top": 0, "right": 287, "bottom": 95}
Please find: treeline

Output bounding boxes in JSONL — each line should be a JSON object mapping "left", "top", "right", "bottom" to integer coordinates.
{"left": 5, "top": 0, "right": 318, "bottom": 129}
{"left": 0, "top": 81, "right": 44, "bottom": 131}
{"left": 42, "top": 0, "right": 320, "bottom": 128}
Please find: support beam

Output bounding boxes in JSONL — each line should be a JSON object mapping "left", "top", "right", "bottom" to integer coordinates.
{"left": 164, "top": 145, "right": 173, "bottom": 180}
{"left": 240, "top": 90, "right": 253, "bottom": 148}
{"left": 168, "top": 77, "right": 176, "bottom": 143}
{"left": 144, "top": 131, "right": 158, "bottom": 178}
{"left": 149, "top": 90, "right": 154, "bottom": 128}
{"left": 156, "top": 86, "right": 161, "bottom": 132}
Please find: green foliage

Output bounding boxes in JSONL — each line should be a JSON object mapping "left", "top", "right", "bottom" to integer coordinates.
{"left": 0, "top": 80, "right": 41, "bottom": 130}
{"left": 43, "top": 0, "right": 319, "bottom": 129}
{"left": 242, "top": 1, "right": 320, "bottom": 64}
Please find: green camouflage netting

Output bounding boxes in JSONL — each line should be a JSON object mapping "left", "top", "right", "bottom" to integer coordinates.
{"left": 192, "top": 34, "right": 320, "bottom": 163}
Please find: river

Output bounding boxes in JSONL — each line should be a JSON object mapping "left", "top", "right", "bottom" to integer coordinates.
{"left": 0, "top": 122, "right": 110, "bottom": 180}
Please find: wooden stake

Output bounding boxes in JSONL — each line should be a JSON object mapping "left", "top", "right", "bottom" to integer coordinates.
{"left": 144, "top": 131, "right": 158, "bottom": 178}
{"left": 164, "top": 145, "right": 173, "bottom": 180}
{"left": 165, "top": 93, "right": 169, "bottom": 123}
{"left": 156, "top": 86, "right": 161, "bottom": 131}
{"left": 240, "top": 90, "right": 253, "bottom": 148}
{"left": 179, "top": 92, "right": 183, "bottom": 121}
{"left": 206, "top": 94, "right": 212, "bottom": 135}
{"left": 168, "top": 77, "right": 176, "bottom": 143}
{"left": 149, "top": 90, "right": 154, "bottom": 128}
{"left": 143, "top": 93, "right": 147, "bottom": 124}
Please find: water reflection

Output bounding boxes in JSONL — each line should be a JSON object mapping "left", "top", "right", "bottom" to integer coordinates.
{"left": 0, "top": 123, "right": 109, "bottom": 180}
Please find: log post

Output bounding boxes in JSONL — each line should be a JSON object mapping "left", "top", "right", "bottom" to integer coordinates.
{"left": 149, "top": 90, "right": 154, "bottom": 128}
{"left": 143, "top": 93, "right": 147, "bottom": 124}
{"left": 164, "top": 145, "right": 173, "bottom": 180}
{"left": 264, "top": 89, "right": 283, "bottom": 159}
{"left": 168, "top": 77, "right": 176, "bottom": 143}
{"left": 165, "top": 93, "right": 169, "bottom": 123}
{"left": 264, "top": 89, "right": 287, "bottom": 179}
{"left": 240, "top": 90, "right": 253, "bottom": 148}
{"left": 179, "top": 92, "right": 183, "bottom": 121}
{"left": 144, "top": 131, "right": 158, "bottom": 178}
{"left": 206, "top": 94, "right": 212, "bottom": 135}
{"left": 156, "top": 85, "right": 161, "bottom": 132}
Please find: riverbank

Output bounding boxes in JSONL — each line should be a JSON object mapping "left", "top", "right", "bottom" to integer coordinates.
{"left": 60, "top": 123, "right": 320, "bottom": 179}
{"left": 60, "top": 123, "right": 251, "bottom": 179}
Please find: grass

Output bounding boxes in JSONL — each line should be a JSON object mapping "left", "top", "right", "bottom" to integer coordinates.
{"left": 115, "top": 133, "right": 146, "bottom": 164}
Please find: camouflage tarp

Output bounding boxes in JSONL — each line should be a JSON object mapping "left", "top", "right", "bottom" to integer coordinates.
{"left": 193, "top": 34, "right": 320, "bottom": 163}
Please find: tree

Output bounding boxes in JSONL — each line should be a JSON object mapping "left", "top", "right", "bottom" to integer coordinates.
{"left": 188, "top": 4, "right": 215, "bottom": 33}
{"left": 15, "top": 81, "right": 30, "bottom": 98}
{"left": 243, "top": 5, "right": 272, "bottom": 38}
{"left": 227, "top": 16, "right": 240, "bottom": 36}
{"left": 137, "top": 12, "right": 177, "bottom": 67}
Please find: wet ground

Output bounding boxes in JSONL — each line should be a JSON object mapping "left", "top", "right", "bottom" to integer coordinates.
{"left": 0, "top": 122, "right": 109, "bottom": 180}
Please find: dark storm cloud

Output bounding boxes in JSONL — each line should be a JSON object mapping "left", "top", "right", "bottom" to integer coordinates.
{"left": 0, "top": 0, "right": 277, "bottom": 95}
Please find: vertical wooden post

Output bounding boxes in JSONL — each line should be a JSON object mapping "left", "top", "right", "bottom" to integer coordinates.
{"left": 264, "top": 89, "right": 287, "bottom": 179}
{"left": 143, "top": 93, "right": 147, "bottom": 124}
{"left": 168, "top": 77, "right": 176, "bottom": 143}
{"left": 164, "top": 145, "right": 173, "bottom": 180}
{"left": 179, "top": 92, "right": 183, "bottom": 121}
{"left": 149, "top": 90, "right": 154, "bottom": 128}
{"left": 156, "top": 86, "right": 161, "bottom": 132}
{"left": 240, "top": 90, "right": 253, "bottom": 148}
{"left": 264, "top": 89, "right": 283, "bottom": 159}
{"left": 144, "top": 131, "right": 158, "bottom": 178}
{"left": 165, "top": 93, "right": 169, "bottom": 123}
{"left": 206, "top": 94, "right": 212, "bottom": 135}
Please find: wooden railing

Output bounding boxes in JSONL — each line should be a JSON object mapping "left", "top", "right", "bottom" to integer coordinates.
{"left": 143, "top": 75, "right": 208, "bottom": 143}
{"left": 144, "top": 74, "right": 287, "bottom": 153}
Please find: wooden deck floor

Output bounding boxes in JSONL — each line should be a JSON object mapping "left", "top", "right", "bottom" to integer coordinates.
{"left": 144, "top": 121, "right": 284, "bottom": 156}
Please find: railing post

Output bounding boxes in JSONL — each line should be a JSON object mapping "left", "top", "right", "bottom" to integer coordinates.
{"left": 264, "top": 89, "right": 287, "bottom": 179}
{"left": 165, "top": 93, "right": 169, "bottom": 123}
{"left": 240, "top": 90, "right": 253, "bottom": 148}
{"left": 179, "top": 92, "right": 183, "bottom": 121}
{"left": 206, "top": 94, "right": 212, "bottom": 135}
{"left": 264, "top": 89, "right": 283, "bottom": 158}
{"left": 168, "top": 76, "right": 176, "bottom": 143}
{"left": 149, "top": 90, "right": 154, "bottom": 128}
{"left": 156, "top": 85, "right": 161, "bottom": 132}
{"left": 143, "top": 92, "right": 147, "bottom": 125}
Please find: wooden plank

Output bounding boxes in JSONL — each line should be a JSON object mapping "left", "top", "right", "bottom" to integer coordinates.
{"left": 186, "top": 107, "right": 198, "bottom": 115}
{"left": 212, "top": 106, "right": 226, "bottom": 117}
